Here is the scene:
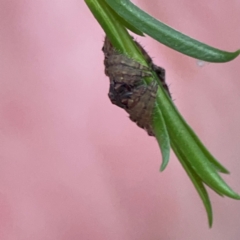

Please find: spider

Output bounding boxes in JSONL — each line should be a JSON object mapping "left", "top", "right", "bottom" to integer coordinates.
{"left": 102, "top": 36, "right": 170, "bottom": 136}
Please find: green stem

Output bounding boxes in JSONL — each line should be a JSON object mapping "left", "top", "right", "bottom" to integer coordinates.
{"left": 85, "top": 0, "right": 145, "bottom": 64}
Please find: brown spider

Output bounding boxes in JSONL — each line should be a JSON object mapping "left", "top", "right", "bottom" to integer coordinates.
{"left": 102, "top": 36, "right": 170, "bottom": 136}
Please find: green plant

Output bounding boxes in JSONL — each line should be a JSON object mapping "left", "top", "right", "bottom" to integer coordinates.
{"left": 85, "top": 0, "right": 240, "bottom": 227}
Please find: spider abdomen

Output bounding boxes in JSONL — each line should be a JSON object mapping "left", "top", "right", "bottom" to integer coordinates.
{"left": 102, "top": 36, "right": 170, "bottom": 136}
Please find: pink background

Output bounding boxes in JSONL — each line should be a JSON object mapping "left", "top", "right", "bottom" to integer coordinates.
{"left": 0, "top": 0, "right": 240, "bottom": 239}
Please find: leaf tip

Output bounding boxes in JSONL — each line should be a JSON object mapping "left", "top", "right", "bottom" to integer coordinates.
{"left": 208, "top": 219, "right": 213, "bottom": 228}
{"left": 159, "top": 157, "right": 169, "bottom": 172}
{"left": 231, "top": 193, "right": 240, "bottom": 200}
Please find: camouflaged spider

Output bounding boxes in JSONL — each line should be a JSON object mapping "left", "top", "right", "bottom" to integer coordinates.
{"left": 102, "top": 36, "right": 170, "bottom": 136}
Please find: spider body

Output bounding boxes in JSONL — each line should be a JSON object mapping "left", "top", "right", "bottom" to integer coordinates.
{"left": 102, "top": 36, "right": 170, "bottom": 136}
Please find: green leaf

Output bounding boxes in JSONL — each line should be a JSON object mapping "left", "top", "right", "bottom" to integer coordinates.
{"left": 114, "top": 11, "right": 144, "bottom": 36}
{"left": 152, "top": 103, "right": 171, "bottom": 172}
{"left": 171, "top": 139, "right": 213, "bottom": 227}
{"left": 156, "top": 89, "right": 240, "bottom": 199}
{"left": 105, "top": 0, "right": 240, "bottom": 63}
{"left": 181, "top": 118, "right": 229, "bottom": 174}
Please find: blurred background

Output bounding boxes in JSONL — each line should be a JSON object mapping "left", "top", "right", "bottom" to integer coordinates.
{"left": 0, "top": 0, "right": 239, "bottom": 239}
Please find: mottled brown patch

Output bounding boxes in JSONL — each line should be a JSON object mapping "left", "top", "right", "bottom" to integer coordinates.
{"left": 103, "top": 36, "right": 170, "bottom": 136}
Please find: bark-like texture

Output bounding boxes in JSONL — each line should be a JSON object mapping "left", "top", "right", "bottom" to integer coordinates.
{"left": 103, "top": 36, "right": 170, "bottom": 136}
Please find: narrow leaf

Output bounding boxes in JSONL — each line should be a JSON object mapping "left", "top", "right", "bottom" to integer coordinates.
{"left": 156, "top": 90, "right": 240, "bottom": 199}
{"left": 105, "top": 0, "right": 240, "bottom": 63}
{"left": 182, "top": 118, "right": 229, "bottom": 174}
{"left": 152, "top": 103, "right": 171, "bottom": 171}
{"left": 171, "top": 139, "right": 213, "bottom": 227}
{"left": 114, "top": 11, "right": 144, "bottom": 36}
